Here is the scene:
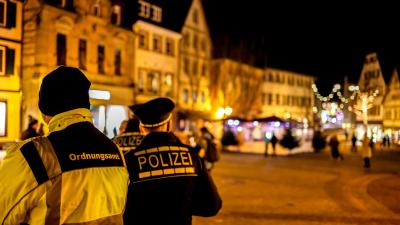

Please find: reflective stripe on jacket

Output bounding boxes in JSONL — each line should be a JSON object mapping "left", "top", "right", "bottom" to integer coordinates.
{"left": 0, "top": 108, "right": 129, "bottom": 225}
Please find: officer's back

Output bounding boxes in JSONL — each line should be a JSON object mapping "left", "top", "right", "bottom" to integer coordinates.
{"left": 124, "top": 98, "right": 222, "bottom": 225}
{"left": 0, "top": 66, "right": 128, "bottom": 225}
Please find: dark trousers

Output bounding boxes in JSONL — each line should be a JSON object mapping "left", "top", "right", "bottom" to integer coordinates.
{"left": 363, "top": 157, "right": 371, "bottom": 168}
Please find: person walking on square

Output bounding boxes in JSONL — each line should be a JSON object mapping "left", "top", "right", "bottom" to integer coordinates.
{"left": 270, "top": 133, "right": 278, "bottom": 156}
{"left": 123, "top": 97, "right": 222, "bottom": 225}
{"left": 0, "top": 66, "right": 129, "bottom": 225}
{"left": 362, "top": 134, "right": 372, "bottom": 168}
{"left": 351, "top": 134, "right": 358, "bottom": 152}
{"left": 329, "top": 135, "right": 343, "bottom": 160}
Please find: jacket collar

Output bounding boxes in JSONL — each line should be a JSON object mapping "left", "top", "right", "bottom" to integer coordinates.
{"left": 47, "top": 108, "right": 93, "bottom": 135}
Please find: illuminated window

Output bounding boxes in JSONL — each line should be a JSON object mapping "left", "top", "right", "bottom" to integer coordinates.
{"left": 164, "top": 73, "right": 172, "bottom": 86}
{"left": 78, "top": 39, "right": 87, "bottom": 70}
{"left": 57, "top": 33, "right": 66, "bottom": 65}
{"left": 97, "top": 45, "right": 105, "bottom": 74}
{"left": 152, "top": 5, "right": 162, "bottom": 22}
{"left": 111, "top": 5, "right": 121, "bottom": 25}
{"left": 138, "top": 69, "right": 145, "bottom": 93}
{"left": 165, "top": 38, "right": 174, "bottom": 56}
{"left": 153, "top": 34, "right": 162, "bottom": 52}
{"left": 138, "top": 31, "right": 148, "bottom": 49}
{"left": 183, "top": 89, "right": 189, "bottom": 103}
{"left": 192, "top": 91, "right": 197, "bottom": 103}
{"left": 138, "top": 0, "right": 151, "bottom": 18}
{"left": 164, "top": 73, "right": 173, "bottom": 96}
{"left": 0, "top": 101, "right": 6, "bottom": 136}
{"left": 115, "top": 48, "right": 121, "bottom": 75}
{"left": 147, "top": 71, "right": 159, "bottom": 94}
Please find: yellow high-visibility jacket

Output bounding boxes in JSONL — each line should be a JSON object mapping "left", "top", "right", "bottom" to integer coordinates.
{"left": 0, "top": 109, "right": 129, "bottom": 225}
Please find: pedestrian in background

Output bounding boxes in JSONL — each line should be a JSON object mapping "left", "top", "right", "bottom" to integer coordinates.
{"left": 362, "top": 134, "right": 372, "bottom": 168}
{"left": 0, "top": 66, "right": 129, "bottom": 225}
{"left": 198, "top": 127, "right": 219, "bottom": 171}
{"left": 351, "top": 134, "right": 358, "bottom": 152}
{"left": 20, "top": 116, "right": 39, "bottom": 140}
{"left": 329, "top": 135, "right": 343, "bottom": 160}
{"left": 270, "top": 133, "right": 278, "bottom": 156}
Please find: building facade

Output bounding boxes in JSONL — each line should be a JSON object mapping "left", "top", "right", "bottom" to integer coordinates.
{"left": 355, "top": 53, "right": 386, "bottom": 139}
{"left": 261, "top": 68, "right": 315, "bottom": 125}
{"left": 0, "top": 0, "right": 23, "bottom": 144}
{"left": 383, "top": 69, "right": 400, "bottom": 143}
{"left": 211, "top": 58, "right": 264, "bottom": 120}
{"left": 23, "top": 0, "right": 134, "bottom": 137}
{"left": 177, "top": 0, "right": 212, "bottom": 131}
{"left": 131, "top": 6, "right": 181, "bottom": 104}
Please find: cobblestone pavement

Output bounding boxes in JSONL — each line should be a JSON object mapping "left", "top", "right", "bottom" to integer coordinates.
{"left": 194, "top": 149, "right": 400, "bottom": 225}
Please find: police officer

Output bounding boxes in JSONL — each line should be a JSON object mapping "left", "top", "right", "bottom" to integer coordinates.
{"left": 113, "top": 104, "right": 145, "bottom": 154}
{"left": 0, "top": 66, "right": 129, "bottom": 225}
{"left": 124, "top": 97, "right": 222, "bottom": 225}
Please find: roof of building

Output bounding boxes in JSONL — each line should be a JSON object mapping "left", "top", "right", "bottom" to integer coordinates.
{"left": 43, "top": 0, "right": 193, "bottom": 32}
{"left": 121, "top": 0, "right": 192, "bottom": 32}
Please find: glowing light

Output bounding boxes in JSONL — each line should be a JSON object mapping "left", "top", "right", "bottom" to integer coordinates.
{"left": 273, "top": 121, "right": 281, "bottom": 127}
{"left": 225, "top": 107, "right": 233, "bottom": 116}
{"left": 89, "top": 90, "right": 111, "bottom": 100}
{"left": 253, "top": 121, "right": 259, "bottom": 126}
{"left": 237, "top": 126, "right": 243, "bottom": 132}
{"left": 228, "top": 119, "right": 234, "bottom": 126}
{"left": 332, "top": 118, "right": 337, "bottom": 124}
{"left": 234, "top": 120, "right": 240, "bottom": 126}
{"left": 312, "top": 106, "right": 318, "bottom": 113}
{"left": 265, "top": 132, "right": 272, "bottom": 139}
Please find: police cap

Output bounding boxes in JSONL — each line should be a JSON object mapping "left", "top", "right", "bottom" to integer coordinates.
{"left": 134, "top": 97, "right": 175, "bottom": 128}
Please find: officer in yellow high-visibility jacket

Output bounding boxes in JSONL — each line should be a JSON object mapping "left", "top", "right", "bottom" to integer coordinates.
{"left": 0, "top": 66, "right": 129, "bottom": 225}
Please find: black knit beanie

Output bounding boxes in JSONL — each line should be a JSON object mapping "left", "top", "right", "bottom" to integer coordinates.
{"left": 38, "top": 66, "right": 91, "bottom": 116}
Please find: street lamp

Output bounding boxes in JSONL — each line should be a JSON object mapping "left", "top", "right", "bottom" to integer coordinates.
{"left": 216, "top": 107, "right": 233, "bottom": 119}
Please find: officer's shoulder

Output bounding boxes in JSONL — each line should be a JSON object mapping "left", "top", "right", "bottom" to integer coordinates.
{"left": 6, "top": 136, "right": 43, "bottom": 154}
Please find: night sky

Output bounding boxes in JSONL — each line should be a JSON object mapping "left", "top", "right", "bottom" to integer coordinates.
{"left": 202, "top": 1, "right": 400, "bottom": 95}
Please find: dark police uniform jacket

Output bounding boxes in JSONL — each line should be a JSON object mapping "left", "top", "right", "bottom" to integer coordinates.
{"left": 124, "top": 131, "right": 222, "bottom": 225}
{"left": 112, "top": 132, "right": 145, "bottom": 154}
{"left": 0, "top": 109, "right": 128, "bottom": 225}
